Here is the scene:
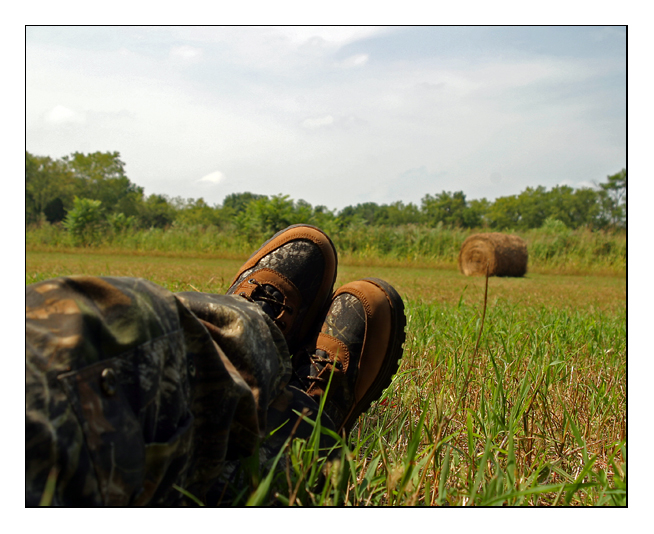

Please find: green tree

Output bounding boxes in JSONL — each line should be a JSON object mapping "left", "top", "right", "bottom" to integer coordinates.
{"left": 222, "top": 192, "right": 267, "bottom": 216}
{"left": 548, "top": 186, "right": 599, "bottom": 229}
{"left": 421, "top": 191, "right": 469, "bottom": 227}
{"left": 375, "top": 201, "right": 422, "bottom": 226}
{"left": 64, "top": 151, "right": 144, "bottom": 216}
{"left": 486, "top": 195, "right": 521, "bottom": 230}
{"left": 466, "top": 198, "right": 490, "bottom": 228}
{"left": 514, "top": 186, "right": 551, "bottom": 229}
{"left": 137, "top": 194, "right": 177, "bottom": 228}
{"left": 485, "top": 186, "right": 552, "bottom": 230}
{"left": 597, "top": 169, "right": 626, "bottom": 229}
{"left": 107, "top": 212, "right": 136, "bottom": 234}
{"left": 176, "top": 198, "right": 222, "bottom": 227}
{"left": 311, "top": 204, "right": 340, "bottom": 235}
{"left": 338, "top": 202, "right": 382, "bottom": 226}
{"left": 294, "top": 199, "right": 314, "bottom": 223}
{"left": 43, "top": 197, "right": 67, "bottom": 223}
{"left": 235, "top": 195, "right": 299, "bottom": 238}
{"left": 573, "top": 187, "right": 601, "bottom": 228}
{"left": 25, "top": 151, "right": 75, "bottom": 225}
{"left": 62, "top": 197, "right": 105, "bottom": 246}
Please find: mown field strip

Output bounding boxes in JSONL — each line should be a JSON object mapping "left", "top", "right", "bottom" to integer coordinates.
{"left": 27, "top": 251, "right": 625, "bottom": 313}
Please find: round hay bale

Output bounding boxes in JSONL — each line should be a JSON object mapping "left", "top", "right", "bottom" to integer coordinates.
{"left": 458, "top": 233, "right": 528, "bottom": 277}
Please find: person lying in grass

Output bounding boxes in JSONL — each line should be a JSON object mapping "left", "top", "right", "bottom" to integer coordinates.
{"left": 26, "top": 224, "right": 406, "bottom": 506}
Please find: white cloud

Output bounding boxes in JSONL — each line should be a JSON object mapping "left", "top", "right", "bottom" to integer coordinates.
{"left": 162, "top": 27, "right": 385, "bottom": 73}
{"left": 276, "top": 27, "right": 384, "bottom": 48}
{"left": 301, "top": 115, "right": 335, "bottom": 130}
{"left": 198, "top": 171, "right": 225, "bottom": 184}
{"left": 45, "top": 105, "right": 85, "bottom": 124}
{"left": 170, "top": 45, "right": 202, "bottom": 61}
{"left": 337, "top": 54, "right": 369, "bottom": 68}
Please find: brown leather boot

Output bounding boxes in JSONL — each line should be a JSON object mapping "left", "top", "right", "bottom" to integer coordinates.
{"left": 292, "top": 278, "right": 406, "bottom": 435}
{"left": 226, "top": 224, "right": 338, "bottom": 353}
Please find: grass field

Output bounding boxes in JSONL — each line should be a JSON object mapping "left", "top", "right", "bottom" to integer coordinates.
{"left": 26, "top": 249, "right": 626, "bottom": 506}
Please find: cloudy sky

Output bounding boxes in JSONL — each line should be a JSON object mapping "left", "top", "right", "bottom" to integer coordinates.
{"left": 26, "top": 26, "right": 626, "bottom": 211}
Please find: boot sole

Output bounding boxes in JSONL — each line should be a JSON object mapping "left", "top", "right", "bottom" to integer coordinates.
{"left": 341, "top": 277, "right": 406, "bottom": 434}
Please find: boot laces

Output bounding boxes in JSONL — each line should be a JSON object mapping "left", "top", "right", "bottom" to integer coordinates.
{"left": 240, "top": 278, "right": 293, "bottom": 317}
{"left": 298, "top": 349, "right": 342, "bottom": 387}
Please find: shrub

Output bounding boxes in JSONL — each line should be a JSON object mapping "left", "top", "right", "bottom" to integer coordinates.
{"left": 62, "top": 197, "right": 104, "bottom": 246}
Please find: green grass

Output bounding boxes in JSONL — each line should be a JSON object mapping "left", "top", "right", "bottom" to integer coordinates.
{"left": 26, "top": 249, "right": 626, "bottom": 506}
{"left": 234, "top": 294, "right": 625, "bottom": 506}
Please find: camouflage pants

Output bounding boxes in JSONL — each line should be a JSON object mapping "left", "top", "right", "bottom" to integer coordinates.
{"left": 26, "top": 276, "right": 336, "bottom": 506}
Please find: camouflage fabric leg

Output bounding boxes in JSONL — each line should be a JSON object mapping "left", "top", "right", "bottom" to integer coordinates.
{"left": 175, "top": 291, "right": 338, "bottom": 505}
{"left": 26, "top": 276, "right": 327, "bottom": 506}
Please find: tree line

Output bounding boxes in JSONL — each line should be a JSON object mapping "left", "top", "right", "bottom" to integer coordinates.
{"left": 26, "top": 150, "right": 626, "bottom": 241}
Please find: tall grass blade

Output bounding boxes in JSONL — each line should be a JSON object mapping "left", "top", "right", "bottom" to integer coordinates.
{"left": 173, "top": 484, "right": 205, "bottom": 506}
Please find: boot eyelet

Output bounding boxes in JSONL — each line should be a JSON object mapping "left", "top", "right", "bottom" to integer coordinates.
{"left": 239, "top": 292, "right": 246, "bottom": 297}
